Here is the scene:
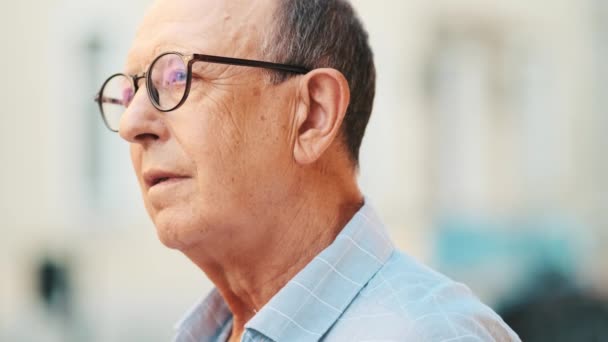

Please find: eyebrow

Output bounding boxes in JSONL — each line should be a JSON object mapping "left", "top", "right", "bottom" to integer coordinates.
{"left": 125, "top": 44, "right": 181, "bottom": 75}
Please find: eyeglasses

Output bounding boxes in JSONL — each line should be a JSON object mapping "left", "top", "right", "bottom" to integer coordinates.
{"left": 94, "top": 52, "right": 310, "bottom": 132}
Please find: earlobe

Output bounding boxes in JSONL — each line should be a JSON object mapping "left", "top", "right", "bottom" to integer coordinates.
{"left": 293, "top": 68, "right": 350, "bottom": 165}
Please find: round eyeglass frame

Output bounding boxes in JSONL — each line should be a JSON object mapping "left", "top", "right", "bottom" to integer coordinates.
{"left": 95, "top": 51, "right": 311, "bottom": 132}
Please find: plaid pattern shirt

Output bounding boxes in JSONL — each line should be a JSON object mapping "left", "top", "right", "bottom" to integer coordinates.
{"left": 173, "top": 203, "right": 520, "bottom": 342}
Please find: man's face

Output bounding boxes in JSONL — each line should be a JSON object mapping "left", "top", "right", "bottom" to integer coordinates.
{"left": 120, "top": 0, "right": 298, "bottom": 250}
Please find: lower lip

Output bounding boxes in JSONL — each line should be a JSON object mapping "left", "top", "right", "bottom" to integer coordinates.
{"left": 149, "top": 177, "right": 188, "bottom": 191}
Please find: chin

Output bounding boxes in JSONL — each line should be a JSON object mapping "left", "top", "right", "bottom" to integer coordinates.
{"left": 155, "top": 225, "right": 187, "bottom": 250}
{"left": 151, "top": 209, "right": 204, "bottom": 251}
{"left": 144, "top": 195, "right": 235, "bottom": 251}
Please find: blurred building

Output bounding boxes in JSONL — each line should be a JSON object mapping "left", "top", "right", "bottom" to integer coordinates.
{"left": 1, "top": 0, "right": 607, "bottom": 340}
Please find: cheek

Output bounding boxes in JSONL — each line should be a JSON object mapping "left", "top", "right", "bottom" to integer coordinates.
{"left": 178, "top": 85, "right": 293, "bottom": 202}
{"left": 248, "top": 103, "right": 294, "bottom": 162}
{"left": 171, "top": 104, "right": 245, "bottom": 198}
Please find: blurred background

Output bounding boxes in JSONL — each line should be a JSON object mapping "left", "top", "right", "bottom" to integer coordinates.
{"left": 1, "top": 0, "right": 608, "bottom": 340}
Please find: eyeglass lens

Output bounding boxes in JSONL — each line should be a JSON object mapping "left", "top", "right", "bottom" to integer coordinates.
{"left": 147, "top": 53, "right": 188, "bottom": 111}
{"left": 100, "top": 74, "right": 133, "bottom": 132}
{"left": 99, "top": 53, "right": 188, "bottom": 132}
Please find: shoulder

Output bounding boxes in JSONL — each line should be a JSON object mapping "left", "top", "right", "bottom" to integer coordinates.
{"left": 324, "top": 251, "right": 521, "bottom": 342}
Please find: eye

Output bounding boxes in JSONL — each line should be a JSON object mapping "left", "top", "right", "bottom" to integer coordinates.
{"left": 121, "top": 85, "right": 135, "bottom": 107}
{"left": 164, "top": 69, "right": 187, "bottom": 86}
{"left": 174, "top": 70, "right": 187, "bottom": 82}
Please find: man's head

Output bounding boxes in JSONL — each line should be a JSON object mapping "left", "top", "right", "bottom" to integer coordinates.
{"left": 118, "top": 0, "right": 375, "bottom": 251}
{"left": 264, "top": 0, "right": 376, "bottom": 164}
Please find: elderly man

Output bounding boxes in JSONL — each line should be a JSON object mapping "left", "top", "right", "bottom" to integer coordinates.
{"left": 95, "top": 0, "right": 520, "bottom": 341}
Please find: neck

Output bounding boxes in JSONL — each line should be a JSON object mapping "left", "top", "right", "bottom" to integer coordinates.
{"left": 182, "top": 163, "right": 363, "bottom": 338}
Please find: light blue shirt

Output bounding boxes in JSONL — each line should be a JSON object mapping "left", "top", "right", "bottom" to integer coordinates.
{"left": 173, "top": 203, "right": 520, "bottom": 342}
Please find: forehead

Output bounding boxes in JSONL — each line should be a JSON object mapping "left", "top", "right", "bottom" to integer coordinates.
{"left": 126, "top": 0, "right": 276, "bottom": 73}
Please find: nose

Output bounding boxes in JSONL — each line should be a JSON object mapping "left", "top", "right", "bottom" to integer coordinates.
{"left": 118, "top": 85, "right": 168, "bottom": 144}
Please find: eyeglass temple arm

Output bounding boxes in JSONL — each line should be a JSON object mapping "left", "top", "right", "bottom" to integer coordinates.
{"left": 192, "top": 54, "right": 310, "bottom": 74}
{"left": 94, "top": 93, "right": 123, "bottom": 105}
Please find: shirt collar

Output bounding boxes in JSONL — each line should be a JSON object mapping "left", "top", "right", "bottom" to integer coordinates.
{"left": 245, "top": 202, "right": 395, "bottom": 341}
{"left": 174, "top": 288, "right": 233, "bottom": 342}
{"left": 174, "top": 202, "right": 395, "bottom": 342}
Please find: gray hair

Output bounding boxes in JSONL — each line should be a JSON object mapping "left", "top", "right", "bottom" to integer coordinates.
{"left": 263, "top": 0, "right": 376, "bottom": 166}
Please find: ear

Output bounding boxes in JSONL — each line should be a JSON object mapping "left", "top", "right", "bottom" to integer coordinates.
{"left": 293, "top": 68, "right": 350, "bottom": 165}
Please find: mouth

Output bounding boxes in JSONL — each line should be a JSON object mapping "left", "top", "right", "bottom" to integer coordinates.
{"left": 144, "top": 170, "right": 189, "bottom": 190}
{"left": 152, "top": 177, "right": 170, "bottom": 186}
